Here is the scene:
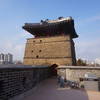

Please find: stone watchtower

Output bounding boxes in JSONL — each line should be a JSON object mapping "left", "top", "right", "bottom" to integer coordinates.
{"left": 23, "top": 17, "right": 78, "bottom": 66}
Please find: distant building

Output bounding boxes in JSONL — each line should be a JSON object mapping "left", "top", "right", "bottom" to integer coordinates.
{"left": 95, "top": 58, "right": 100, "bottom": 65}
{"left": 0, "top": 53, "right": 13, "bottom": 64}
{"left": 0, "top": 53, "right": 5, "bottom": 64}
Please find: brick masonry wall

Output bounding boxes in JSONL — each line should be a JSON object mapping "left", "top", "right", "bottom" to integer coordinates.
{"left": 24, "top": 35, "right": 76, "bottom": 65}
{"left": 0, "top": 66, "right": 51, "bottom": 99}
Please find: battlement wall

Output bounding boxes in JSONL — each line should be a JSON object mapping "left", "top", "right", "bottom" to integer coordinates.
{"left": 0, "top": 65, "right": 51, "bottom": 99}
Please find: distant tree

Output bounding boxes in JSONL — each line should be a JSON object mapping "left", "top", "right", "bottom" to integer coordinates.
{"left": 77, "top": 59, "right": 87, "bottom": 66}
{"left": 14, "top": 60, "right": 23, "bottom": 65}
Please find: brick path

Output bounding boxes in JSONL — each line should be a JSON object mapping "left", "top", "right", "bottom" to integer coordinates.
{"left": 24, "top": 77, "right": 100, "bottom": 100}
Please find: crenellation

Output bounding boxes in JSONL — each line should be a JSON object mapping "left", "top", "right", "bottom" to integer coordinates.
{"left": 0, "top": 65, "right": 52, "bottom": 99}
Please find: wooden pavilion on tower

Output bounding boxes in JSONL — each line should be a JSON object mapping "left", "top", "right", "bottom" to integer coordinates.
{"left": 23, "top": 16, "right": 78, "bottom": 66}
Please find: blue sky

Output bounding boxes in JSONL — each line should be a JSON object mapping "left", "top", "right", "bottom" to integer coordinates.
{"left": 0, "top": 0, "right": 100, "bottom": 62}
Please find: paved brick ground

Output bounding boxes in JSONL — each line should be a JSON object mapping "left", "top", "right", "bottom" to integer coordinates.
{"left": 24, "top": 77, "right": 100, "bottom": 100}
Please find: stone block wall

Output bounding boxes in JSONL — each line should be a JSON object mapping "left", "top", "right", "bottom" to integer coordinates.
{"left": 68, "top": 69, "right": 100, "bottom": 81}
{"left": 57, "top": 66, "right": 100, "bottom": 82}
{"left": 24, "top": 35, "right": 76, "bottom": 65}
{"left": 0, "top": 65, "right": 51, "bottom": 99}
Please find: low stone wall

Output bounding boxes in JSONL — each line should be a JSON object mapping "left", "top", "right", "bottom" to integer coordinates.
{"left": 0, "top": 65, "right": 51, "bottom": 100}
{"left": 57, "top": 66, "right": 100, "bottom": 82}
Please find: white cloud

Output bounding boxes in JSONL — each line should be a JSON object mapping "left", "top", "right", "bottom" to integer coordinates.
{"left": 0, "top": 30, "right": 33, "bottom": 61}
{"left": 15, "top": 30, "right": 33, "bottom": 39}
{"left": 75, "top": 38, "right": 100, "bottom": 61}
{"left": 12, "top": 44, "right": 25, "bottom": 61}
{"left": 0, "top": 41, "right": 25, "bottom": 61}
{"left": 74, "top": 14, "right": 100, "bottom": 61}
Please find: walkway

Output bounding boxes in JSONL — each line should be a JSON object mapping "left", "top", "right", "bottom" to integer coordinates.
{"left": 24, "top": 77, "right": 100, "bottom": 100}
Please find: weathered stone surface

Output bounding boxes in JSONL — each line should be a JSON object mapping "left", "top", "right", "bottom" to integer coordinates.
{"left": 57, "top": 66, "right": 100, "bottom": 82}
{"left": 24, "top": 35, "right": 76, "bottom": 65}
